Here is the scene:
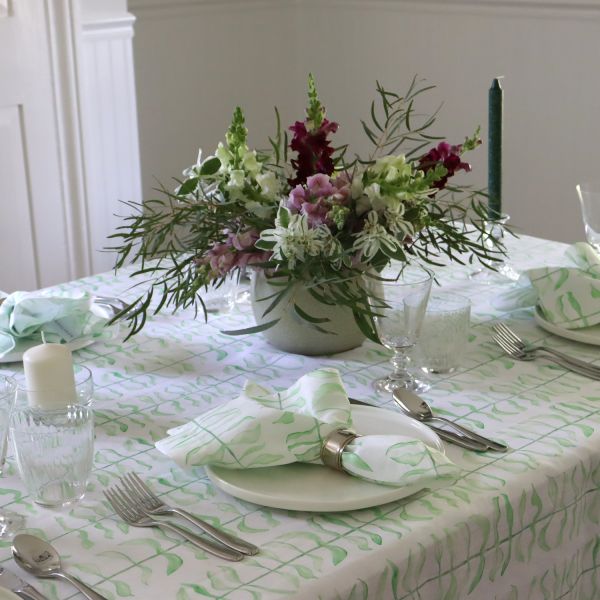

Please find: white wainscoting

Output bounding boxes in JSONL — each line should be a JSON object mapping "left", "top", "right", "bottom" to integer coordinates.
{"left": 0, "top": 0, "right": 141, "bottom": 291}
{"left": 130, "top": 0, "right": 600, "bottom": 244}
{"left": 79, "top": 7, "right": 142, "bottom": 273}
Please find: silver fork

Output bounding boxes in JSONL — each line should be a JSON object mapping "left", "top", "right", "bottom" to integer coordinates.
{"left": 119, "top": 473, "right": 259, "bottom": 556}
{"left": 492, "top": 333, "right": 600, "bottom": 380}
{"left": 494, "top": 323, "right": 600, "bottom": 376}
{"left": 103, "top": 487, "right": 244, "bottom": 561}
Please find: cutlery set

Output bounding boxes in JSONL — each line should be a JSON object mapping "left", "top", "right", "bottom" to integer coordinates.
{"left": 0, "top": 474, "right": 259, "bottom": 599}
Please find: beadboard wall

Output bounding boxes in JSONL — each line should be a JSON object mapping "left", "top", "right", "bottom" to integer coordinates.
{"left": 130, "top": 0, "right": 600, "bottom": 243}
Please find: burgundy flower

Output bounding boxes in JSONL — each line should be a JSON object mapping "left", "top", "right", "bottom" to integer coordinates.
{"left": 288, "top": 118, "right": 339, "bottom": 187}
{"left": 419, "top": 141, "right": 472, "bottom": 190}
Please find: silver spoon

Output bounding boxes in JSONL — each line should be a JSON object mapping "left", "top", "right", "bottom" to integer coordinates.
{"left": 392, "top": 389, "right": 509, "bottom": 453}
{"left": 12, "top": 534, "right": 108, "bottom": 600}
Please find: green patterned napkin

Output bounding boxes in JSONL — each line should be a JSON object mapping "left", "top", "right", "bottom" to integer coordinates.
{"left": 0, "top": 291, "right": 109, "bottom": 358}
{"left": 156, "top": 368, "right": 459, "bottom": 489}
{"left": 525, "top": 243, "right": 600, "bottom": 329}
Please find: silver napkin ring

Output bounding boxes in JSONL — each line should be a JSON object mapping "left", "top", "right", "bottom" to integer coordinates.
{"left": 320, "top": 429, "right": 360, "bottom": 472}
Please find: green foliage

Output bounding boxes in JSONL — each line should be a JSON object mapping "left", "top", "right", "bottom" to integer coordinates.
{"left": 107, "top": 77, "right": 506, "bottom": 341}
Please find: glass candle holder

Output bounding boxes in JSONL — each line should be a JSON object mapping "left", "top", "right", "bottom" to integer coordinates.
{"left": 0, "top": 375, "right": 24, "bottom": 538}
{"left": 413, "top": 293, "right": 471, "bottom": 374}
{"left": 11, "top": 370, "right": 95, "bottom": 507}
{"left": 14, "top": 364, "right": 93, "bottom": 409}
{"left": 470, "top": 213, "right": 519, "bottom": 283}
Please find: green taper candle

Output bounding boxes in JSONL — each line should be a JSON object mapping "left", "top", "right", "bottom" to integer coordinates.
{"left": 488, "top": 78, "right": 503, "bottom": 221}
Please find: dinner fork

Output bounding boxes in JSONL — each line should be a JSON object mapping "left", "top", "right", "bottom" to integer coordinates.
{"left": 492, "top": 333, "right": 600, "bottom": 380}
{"left": 493, "top": 323, "right": 600, "bottom": 376}
{"left": 103, "top": 487, "right": 244, "bottom": 561}
{"left": 119, "top": 473, "right": 259, "bottom": 556}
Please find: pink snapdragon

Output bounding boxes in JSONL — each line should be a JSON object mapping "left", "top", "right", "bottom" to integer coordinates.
{"left": 285, "top": 173, "right": 351, "bottom": 228}
{"left": 202, "top": 229, "right": 269, "bottom": 277}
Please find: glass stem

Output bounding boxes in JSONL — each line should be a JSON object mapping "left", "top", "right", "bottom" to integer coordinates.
{"left": 390, "top": 348, "right": 411, "bottom": 379}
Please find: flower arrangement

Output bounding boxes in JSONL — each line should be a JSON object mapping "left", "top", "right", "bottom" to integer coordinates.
{"left": 110, "top": 75, "right": 502, "bottom": 342}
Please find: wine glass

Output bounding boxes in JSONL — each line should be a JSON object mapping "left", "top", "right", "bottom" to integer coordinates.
{"left": 576, "top": 183, "right": 600, "bottom": 253}
{"left": 371, "top": 266, "right": 432, "bottom": 393}
{"left": 0, "top": 374, "right": 25, "bottom": 538}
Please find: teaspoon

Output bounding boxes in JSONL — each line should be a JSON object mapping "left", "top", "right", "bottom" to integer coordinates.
{"left": 12, "top": 534, "right": 108, "bottom": 600}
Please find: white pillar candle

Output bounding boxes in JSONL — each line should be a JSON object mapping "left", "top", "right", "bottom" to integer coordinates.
{"left": 23, "top": 343, "right": 77, "bottom": 408}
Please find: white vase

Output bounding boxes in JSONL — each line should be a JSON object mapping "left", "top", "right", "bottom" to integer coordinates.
{"left": 250, "top": 270, "right": 366, "bottom": 355}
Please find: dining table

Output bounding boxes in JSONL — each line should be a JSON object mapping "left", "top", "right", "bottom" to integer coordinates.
{"left": 0, "top": 232, "right": 598, "bottom": 600}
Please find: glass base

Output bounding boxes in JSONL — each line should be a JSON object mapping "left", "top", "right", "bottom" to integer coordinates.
{"left": 420, "top": 366, "right": 457, "bottom": 375}
{"left": 469, "top": 261, "right": 520, "bottom": 283}
{"left": 0, "top": 510, "right": 25, "bottom": 539}
{"left": 374, "top": 374, "right": 430, "bottom": 394}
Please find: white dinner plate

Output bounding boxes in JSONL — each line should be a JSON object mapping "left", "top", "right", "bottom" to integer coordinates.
{"left": 534, "top": 305, "right": 600, "bottom": 346}
{"left": 0, "top": 587, "right": 21, "bottom": 600}
{"left": 206, "top": 405, "right": 444, "bottom": 512}
{"left": 0, "top": 299, "right": 120, "bottom": 363}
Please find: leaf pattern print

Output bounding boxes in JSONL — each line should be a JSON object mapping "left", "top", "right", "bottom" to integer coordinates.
{"left": 0, "top": 235, "right": 596, "bottom": 599}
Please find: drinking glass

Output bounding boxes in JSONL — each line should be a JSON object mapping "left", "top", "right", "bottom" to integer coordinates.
{"left": 576, "top": 183, "right": 600, "bottom": 253}
{"left": 414, "top": 293, "right": 471, "bottom": 374}
{"left": 0, "top": 374, "right": 25, "bottom": 538}
{"left": 469, "top": 213, "right": 519, "bottom": 282}
{"left": 11, "top": 388, "right": 94, "bottom": 507}
{"left": 371, "top": 266, "right": 432, "bottom": 393}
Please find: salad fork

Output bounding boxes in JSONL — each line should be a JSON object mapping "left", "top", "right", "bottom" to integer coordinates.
{"left": 119, "top": 473, "right": 259, "bottom": 556}
{"left": 492, "top": 333, "right": 600, "bottom": 380}
{"left": 103, "top": 487, "right": 244, "bottom": 561}
{"left": 493, "top": 323, "right": 600, "bottom": 376}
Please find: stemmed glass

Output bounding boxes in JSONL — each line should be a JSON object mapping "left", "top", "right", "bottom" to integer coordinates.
{"left": 469, "top": 214, "right": 519, "bottom": 283}
{"left": 0, "top": 374, "right": 25, "bottom": 538}
{"left": 576, "top": 183, "right": 600, "bottom": 253}
{"left": 371, "top": 266, "right": 432, "bottom": 393}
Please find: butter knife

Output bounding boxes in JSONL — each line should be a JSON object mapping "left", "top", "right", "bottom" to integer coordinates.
{"left": 0, "top": 567, "right": 47, "bottom": 600}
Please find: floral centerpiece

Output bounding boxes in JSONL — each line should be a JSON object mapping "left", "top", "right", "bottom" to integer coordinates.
{"left": 110, "top": 76, "right": 502, "bottom": 354}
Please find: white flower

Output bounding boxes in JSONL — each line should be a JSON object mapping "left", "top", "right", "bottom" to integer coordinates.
{"left": 216, "top": 142, "right": 232, "bottom": 171}
{"left": 384, "top": 204, "right": 414, "bottom": 237}
{"left": 246, "top": 200, "right": 274, "bottom": 219}
{"left": 364, "top": 183, "right": 381, "bottom": 201}
{"left": 352, "top": 211, "right": 400, "bottom": 260}
{"left": 227, "top": 169, "right": 245, "bottom": 189}
{"left": 258, "top": 207, "right": 332, "bottom": 269}
{"left": 371, "top": 155, "right": 411, "bottom": 179}
{"left": 241, "top": 149, "right": 261, "bottom": 176}
{"left": 256, "top": 172, "right": 281, "bottom": 199}
{"left": 181, "top": 148, "right": 203, "bottom": 178}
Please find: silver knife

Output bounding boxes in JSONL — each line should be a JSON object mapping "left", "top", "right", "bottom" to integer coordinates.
{"left": 348, "top": 398, "right": 489, "bottom": 452}
{"left": 0, "top": 567, "right": 48, "bottom": 600}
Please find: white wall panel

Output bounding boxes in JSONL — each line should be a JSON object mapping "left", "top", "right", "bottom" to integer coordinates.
{"left": 130, "top": 0, "right": 600, "bottom": 244}
{"left": 79, "top": 5, "right": 142, "bottom": 273}
{"left": 0, "top": 105, "right": 38, "bottom": 291}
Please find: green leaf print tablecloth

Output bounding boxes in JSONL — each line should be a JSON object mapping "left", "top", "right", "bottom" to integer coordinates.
{"left": 0, "top": 233, "right": 598, "bottom": 600}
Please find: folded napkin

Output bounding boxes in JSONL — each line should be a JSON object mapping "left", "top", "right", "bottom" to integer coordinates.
{"left": 525, "top": 243, "right": 600, "bottom": 329}
{"left": 0, "top": 290, "right": 109, "bottom": 358}
{"left": 156, "top": 368, "right": 459, "bottom": 489}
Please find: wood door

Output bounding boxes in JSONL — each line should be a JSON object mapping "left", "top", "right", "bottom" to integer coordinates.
{"left": 0, "top": 0, "right": 73, "bottom": 291}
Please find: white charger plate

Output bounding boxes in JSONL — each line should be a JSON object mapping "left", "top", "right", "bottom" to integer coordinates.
{"left": 534, "top": 305, "right": 600, "bottom": 346}
{"left": 0, "top": 299, "right": 120, "bottom": 363}
{"left": 206, "top": 405, "right": 444, "bottom": 512}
